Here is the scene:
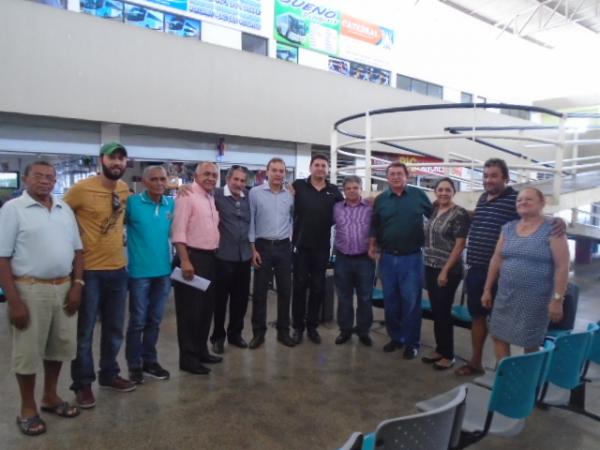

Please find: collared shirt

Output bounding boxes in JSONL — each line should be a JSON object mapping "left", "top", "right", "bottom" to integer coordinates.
{"left": 171, "top": 181, "right": 220, "bottom": 250}
{"left": 370, "top": 186, "right": 433, "bottom": 254}
{"left": 214, "top": 185, "right": 252, "bottom": 262}
{"left": 248, "top": 183, "right": 293, "bottom": 242}
{"left": 292, "top": 176, "right": 343, "bottom": 249}
{"left": 126, "top": 191, "right": 174, "bottom": 279}
{"left": 0, "top": 191, "right": 83, "bottom": 278}
{"left": 467, "top": 186, "right": 519, "bottom": 268}
{"left": 333, "top": 199, "right": 372, "bottom": 255}
{"left": 63, "top": 175, "right": 130, "bottom": 270}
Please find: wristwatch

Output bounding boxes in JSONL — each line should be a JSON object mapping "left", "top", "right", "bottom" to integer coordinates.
{"left": 552, "top": 292, "right": 563, "bottom": 301}
{"left": 73, "top": 279, "right": 85, "bottom": 287}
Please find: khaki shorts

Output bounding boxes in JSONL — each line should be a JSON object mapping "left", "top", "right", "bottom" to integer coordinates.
{"left": 11, "top": 281, "right": 77, "bottom": 375}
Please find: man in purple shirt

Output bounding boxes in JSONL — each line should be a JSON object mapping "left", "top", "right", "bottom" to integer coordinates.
{"left": 333, "top": 176, "right": 375, "bottom": 346}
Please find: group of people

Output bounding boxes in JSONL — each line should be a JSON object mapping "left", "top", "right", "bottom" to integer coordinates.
{"left": 0, "top": 142, "right": 570, "bottom": 437}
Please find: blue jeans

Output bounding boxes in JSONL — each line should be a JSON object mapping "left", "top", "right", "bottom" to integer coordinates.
{"left": 126, "top": 276, "right": 171, "bottom": 369}
{"left": 379, "top": 252, "right": 423, "bottom": 348}
{"left": 334, "top": 253, "right": 375, "bottom": 335}
{"left": 70, "top": 268, "right": 128, "bottom": 390}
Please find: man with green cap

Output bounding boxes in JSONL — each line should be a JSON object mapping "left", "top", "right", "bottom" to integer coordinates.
{"left": 64, "top": 142, "right": 136, "bottom": 409}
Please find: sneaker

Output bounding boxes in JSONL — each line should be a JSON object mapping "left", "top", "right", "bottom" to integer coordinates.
{"left": 129, "top": 368, "right": 144, "bottom": 385}
{"left": 403, "top": 346, "right": 418, "bottom": 360}
{"left": 75, "top": 385, "right": 96, "bottom": 409}
{"left": 383, "top": 340, "right": 402, "bottom": 353}
{"left": 99, "top": 376, "right": 137, "bottom": 392}
{"left": 143, "top": 362, "right": 170, "bottom": 380}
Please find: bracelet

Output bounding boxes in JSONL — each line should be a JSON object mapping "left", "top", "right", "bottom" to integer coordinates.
{"left": 73, "top": 279, "right": 85, "bottom": 287}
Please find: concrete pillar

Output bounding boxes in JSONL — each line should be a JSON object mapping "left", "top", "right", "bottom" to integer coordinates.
{"left": 575, "top": 238, "right": 593, "bottom": 265}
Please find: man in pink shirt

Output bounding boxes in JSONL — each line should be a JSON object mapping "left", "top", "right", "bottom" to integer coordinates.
{"left": 171, "top": 162, "right": 221, "bottom": 375}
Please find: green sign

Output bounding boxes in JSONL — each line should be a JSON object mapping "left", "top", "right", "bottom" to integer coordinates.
{"left": 274, "top": 0, "right": 341, "bottom": 55}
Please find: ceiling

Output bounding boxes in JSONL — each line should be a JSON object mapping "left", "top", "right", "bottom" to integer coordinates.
{"left": 439, "top": 0, "right": 600, "bottom": 49}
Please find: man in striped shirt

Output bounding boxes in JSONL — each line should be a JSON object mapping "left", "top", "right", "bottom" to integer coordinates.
{"left": 456, "top": 158, "right": 519, "bottom": 376}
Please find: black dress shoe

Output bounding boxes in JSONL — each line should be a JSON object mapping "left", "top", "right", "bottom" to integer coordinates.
{"left": 249, "top": 334, "right": 265, "bottom": 349}
{"left": 335, "top": 332, "right": 352, "bottom": 345}
{"left": 228, "top": 335, "right": 248, "bottom": 349}
{"left": 212, "top": 339, "right": 225, "bottom": 355}
{"left": 403, "top": 346, "right": 418, "bottom": 360}
{"left": 383, "top": 340, "right": 402, "bottom": 353}
{"left": 307, "top": 329, "right": 321, "bottom": 344}
{"left": 358, "top": 334, "right": 373, "bottom": 347}
{"left": 292, "top": 330, "right": 303, "bottom": 345}
{"left": 277, "top": 332, "right": 296, "bottom": 347}
{"left": 180, "top": 364, "right": 211, "bottom": 375}
{"left": 199, "top": 354, "right": 223, "bottom": 364}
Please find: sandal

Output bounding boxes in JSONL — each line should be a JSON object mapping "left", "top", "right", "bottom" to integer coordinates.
{"left": 16, "top": 415, "right": 47, "bottom": 436}
{"left": 421, "top": 353, "right": 443, "bottom": 364}
{"left": 454, "top": 364, "right": 485, "bottom": 376}
{"left": 433, "top": 358, "right": 456, "bottom": 371}
{"left": 41, "top": 401, "right": 80, "bottom": 418}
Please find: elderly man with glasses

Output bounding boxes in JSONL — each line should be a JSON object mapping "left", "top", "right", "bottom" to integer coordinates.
{"left": 209, "top": 165, "right": 252, "bottom": 354}
{"left": 64, "top": 142, "right": 136, "bottom": 409}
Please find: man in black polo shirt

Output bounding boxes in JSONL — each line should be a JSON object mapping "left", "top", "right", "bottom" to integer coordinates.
{"left": 455, "top": 158, "right": 519, "bottom": 375}
{"left": 292, "top": 154, "right": 343, "bottom": 344}
{"left": 369, "top": 162, "right": 433, "bottom": 359}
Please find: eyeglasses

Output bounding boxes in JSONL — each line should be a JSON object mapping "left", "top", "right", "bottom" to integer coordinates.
{"left": 111, "top": 191, "right": 121, "bottom": 212}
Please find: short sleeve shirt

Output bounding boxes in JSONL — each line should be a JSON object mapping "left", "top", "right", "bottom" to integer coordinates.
{"left": 0, "top": 192, "right": 83, "bottom": 278}
{"left": 64, "top": 175, "right": 130, "bottom": 270}
{"left": 423, "top": 205, "right": 470, "bottom": 271}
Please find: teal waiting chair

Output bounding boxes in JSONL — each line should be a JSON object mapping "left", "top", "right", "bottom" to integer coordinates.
{"left": 538, "top": 322, "right": 600, "bottom": 421}
{"left": 416, "top": 341, "right": 554, "bottom": 448}
{"left": 338, "top": 386, "right": 466, "bottom": 450}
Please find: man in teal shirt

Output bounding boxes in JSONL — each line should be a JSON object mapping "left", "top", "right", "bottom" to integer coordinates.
{"left": 125, "top": 165, "right": 174, "bottom": 384}
{"left": 369, "top": 162, "right": 433, "bottom": 359}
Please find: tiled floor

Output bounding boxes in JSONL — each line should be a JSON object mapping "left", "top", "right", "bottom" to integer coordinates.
{"left": 0, "top": 262, "right": 598, "bottom": 449}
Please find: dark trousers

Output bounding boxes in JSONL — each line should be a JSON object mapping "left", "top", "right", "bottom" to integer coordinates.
{"left": 334, "top": 253, "right": 375, "bottom": 335}
{"left": 173, "top": 249, "right": 216, "bottom": 368}
{"left": 211, "top": 258, "right": 251, "bottom": 341}
{"left": 251, "top": 239, "right": 292, "bottom": 334}
{"left": 292, "top": 246, "right": 330, "bottom": 332}
{"left": 424, "top": 265, "right": 462, "bottom": 359}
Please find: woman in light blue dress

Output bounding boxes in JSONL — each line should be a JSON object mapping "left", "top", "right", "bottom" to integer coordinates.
{"left": 482, "top": 188, "right": 570, "bottom": 362}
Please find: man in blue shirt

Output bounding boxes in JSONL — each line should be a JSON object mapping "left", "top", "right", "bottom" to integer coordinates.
{"left": 125, "top": 165, "right": 174, "bottom": 384}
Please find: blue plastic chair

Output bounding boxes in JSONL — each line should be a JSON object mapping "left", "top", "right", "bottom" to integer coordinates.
{"left": 338, "top": 386, "right": 467, "bottom": 450}
{"left": 539, "top": 323, "right": 600, "bottom": 421}
{"left": 417, "top": 341, "right": 554, "bottom": 448}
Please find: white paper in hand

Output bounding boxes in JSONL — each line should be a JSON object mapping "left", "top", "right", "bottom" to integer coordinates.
{"left": 170, "top": 267, "right": 211, "bottom": 292}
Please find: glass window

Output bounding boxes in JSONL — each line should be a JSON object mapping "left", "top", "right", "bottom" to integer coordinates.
{"left": 461, "top": 92, "right": 473, "bottom": 103}
{"left": 242, "top": 33, "right": 268, "bottom": 56}
{"left": 427, "top": 83, "right": 443, "bottom": 99}
{"left": 396, "top": 74, "right": 412, "bottom": 91}
{"left": 412, "top": 79, "right": 428, "bottom": 96}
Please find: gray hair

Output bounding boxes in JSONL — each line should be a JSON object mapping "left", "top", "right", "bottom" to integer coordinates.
{"left": 142, "top": 165, "right": 167, "bottom": 180}
{"left": 226, "top": 165, "right": 248, "bottom": 180}
{"left": 342, "top": 175, "right": 362, "bottom": 187}
{"left": 195, "top": 161, "right": 218, "bottom": 173}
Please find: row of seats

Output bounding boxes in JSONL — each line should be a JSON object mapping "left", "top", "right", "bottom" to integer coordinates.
{"left": 338, "top": 322, "right": 600, "bottom": 450}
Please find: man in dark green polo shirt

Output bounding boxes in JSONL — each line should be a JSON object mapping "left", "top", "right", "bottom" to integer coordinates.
{"left": 369, "top": 161, "right": 432, "bottom": 359}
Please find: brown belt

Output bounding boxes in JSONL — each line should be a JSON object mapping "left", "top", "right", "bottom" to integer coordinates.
{"left": 14, "top": 276, "right": 71, "bottom": 285}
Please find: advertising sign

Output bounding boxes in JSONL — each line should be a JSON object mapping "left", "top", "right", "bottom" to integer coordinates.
{"left": 274, "top": 0, "right": 395, "bottom": 68}
{"left": 373, "top": 153, "right": 445, "bottom": 177}
{"left": 329, "top": 57, "right": 390, "bottom": 86}
{"left": 145, "top": 0, "right": 263, "bottom": 31}
{"left": 276, "top": 43, "right": 299, "bottom": 63}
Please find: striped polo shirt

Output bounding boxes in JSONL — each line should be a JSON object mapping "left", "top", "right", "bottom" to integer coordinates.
{"left": 466, "top": 186, "right": 519, "bottom": 268}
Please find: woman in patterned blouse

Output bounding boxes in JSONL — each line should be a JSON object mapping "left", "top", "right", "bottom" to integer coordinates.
{"left": 422, "top": 178, "right": 470, "bottom": 370}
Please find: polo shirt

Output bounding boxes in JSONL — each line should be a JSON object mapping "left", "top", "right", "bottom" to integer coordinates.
{"left": 214, "top": 185, "right": 252, "bottom": 262}
{"left": 467, "top": 186, "right": 519, "bottom": 268}
{"left": 248, "top": 183, "right": 294, "bottom": 242}
{"left": 0, "top": 191, "right": 83, "bottom": 278}
{"left": 370, "top": 186, "right": 433, "bottom": 255}
{"left": 171, "top": 181, "right": 220, "bottom": 250}
{"left": 292, "top": 177, "right": 343, "bottom": 249}
{"left": 126, "top": 191, "right": 174, "bottom": 279}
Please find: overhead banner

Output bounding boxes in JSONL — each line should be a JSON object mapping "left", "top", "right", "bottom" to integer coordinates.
{"left": 145, "top": 0, "right": 262, "bottom": 31}
{"left": 274, "top": 0, "right": 394, "bottom": 68}
{"left": 373, "top": 153, "right": 445, "bottom": 177}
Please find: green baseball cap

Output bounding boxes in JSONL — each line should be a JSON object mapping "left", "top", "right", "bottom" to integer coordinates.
{"left": 99, "top": 141, "right": 128, "bottom": 157}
